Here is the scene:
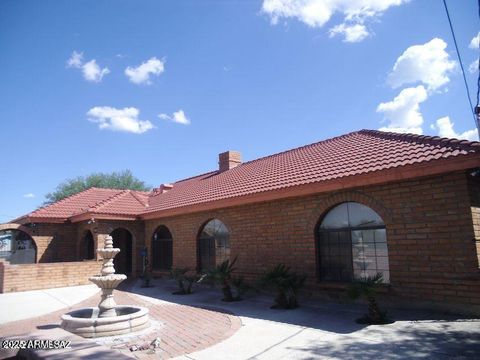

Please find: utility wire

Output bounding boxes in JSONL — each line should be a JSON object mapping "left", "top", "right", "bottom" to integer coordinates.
{"left": 442, "top": 0, "right": 480, "bottom": 139}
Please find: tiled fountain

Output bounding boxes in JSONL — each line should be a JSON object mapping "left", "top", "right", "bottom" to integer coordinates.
{"left": 61, "top": 235, "right": 150, "bottom": 338}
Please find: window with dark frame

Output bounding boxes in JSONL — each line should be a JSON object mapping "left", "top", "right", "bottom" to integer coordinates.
{"left": 317, "top": 202, "right": 390, "bottom": 283}
{"left": 152, "top": 225, "right": 173, "bottom": 271}
{"left": 197, "top": 219, "right": 230, "bottom": 271}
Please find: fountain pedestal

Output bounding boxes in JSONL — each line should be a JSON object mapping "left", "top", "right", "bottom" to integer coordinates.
{"left": 60, "top": 235, "right": 150, "bottom": 338}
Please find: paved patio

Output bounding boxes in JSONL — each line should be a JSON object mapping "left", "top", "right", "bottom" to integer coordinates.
{"left": 0, "top": 278, "right": 479, "bottom": 359}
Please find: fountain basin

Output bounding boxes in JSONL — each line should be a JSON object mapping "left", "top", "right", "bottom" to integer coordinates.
{"left": 61, "top": 306, "right": 150, "bottom": 338}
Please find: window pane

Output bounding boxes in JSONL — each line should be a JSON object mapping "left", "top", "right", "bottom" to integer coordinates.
{"left": 320, "top": 203, "right": 349, "bottom": 229}
{"left": 374, "top": 229, "right": 387, "bottom": 243}
{"left": 347, "top": 202, "right": 385, "bottom": 227}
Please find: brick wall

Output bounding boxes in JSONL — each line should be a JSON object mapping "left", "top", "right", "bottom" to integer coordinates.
{"left": 145, "top": 170, "right": 480, "bottom": 312}
{"left": 0, "top": 260, "right": 102, "bottom": 293}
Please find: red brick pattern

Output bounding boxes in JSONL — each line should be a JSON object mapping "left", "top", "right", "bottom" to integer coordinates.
{"left": 145, "top": 171, "right": 480, "bottom": 311}
{"left": 0, "top": 261, "right": 102, "bottom": 293}
{"left": 0, "top": 290, "right": 241, "bottom": 359}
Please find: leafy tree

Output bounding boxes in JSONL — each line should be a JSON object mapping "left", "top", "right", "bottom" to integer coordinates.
{"left": 44, "top": 170, "right": 150, "bottom": 204}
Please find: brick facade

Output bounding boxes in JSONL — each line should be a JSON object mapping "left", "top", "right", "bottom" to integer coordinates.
{"left": 2, "top": 170, "right": 479, "bottom": 313}
{"left": 144, "top": 170, "right": 480, "bottom": 312}
{"left": 0, "top": 260, "right": 102, "bottom": 293}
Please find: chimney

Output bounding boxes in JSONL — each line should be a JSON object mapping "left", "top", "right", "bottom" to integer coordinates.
{"left": 218, "top": 151, "right": 241, "bottom": 172}
{"left": 159, "top": 183, "right": 173, "bottom": 193}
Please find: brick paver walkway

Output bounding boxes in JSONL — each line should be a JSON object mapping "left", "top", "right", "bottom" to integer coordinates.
{"left": 0, "top": 288, "right": 242, "bottom": 359}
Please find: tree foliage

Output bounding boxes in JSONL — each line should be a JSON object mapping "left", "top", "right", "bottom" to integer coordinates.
{"left": 44, "top": 170, "right": 150, "bottom": 204}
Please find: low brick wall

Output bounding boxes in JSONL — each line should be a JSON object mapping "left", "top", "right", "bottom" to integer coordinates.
{"left": 0, "top": 260, "right": 102, "bottom": 293}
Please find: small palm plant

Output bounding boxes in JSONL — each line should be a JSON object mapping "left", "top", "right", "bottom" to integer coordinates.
{"left": 200, "top": 256, "right": 241, "bottom": 302}
{"left": 170, "top": 268, "right": 199, "bottom": 295}
{"left": 261, "top": 264, "right": 306, "bottom": 309}
{"left": 348, "top": 273, "right": 391, "bottom": 324}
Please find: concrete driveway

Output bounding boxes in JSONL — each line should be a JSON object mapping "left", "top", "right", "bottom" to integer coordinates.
{"left": 0, "top": 279, "right": 479, "bottom": 359}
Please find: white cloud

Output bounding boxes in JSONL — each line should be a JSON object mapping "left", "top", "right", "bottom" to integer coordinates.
{"left": 377, "top": 85, "right": 428, "bottom": 134}
{"left": 329, "top": 23, "right": 369, "bottom": 43}
{"left": 432, "top": 116, "right": 478, "bottom": 141}
{"left": 261, "top": 0, "right": 409, "bottom": 42}
{"left": 23, "top": 193, "right": 35, "bottom": 198}
{"left": 87, "top": 106, "right": 154, "bottom": 134}
{"left": 469, "top": 32, "right": 480, "bottom": 49}
{"left": 82, "top": 60, "right": 110, "bottom": 83}
{"left": 469, "top": 58, "right": 479, "bottom": 74}
{"left": 158, "top": 109, "right": 191, "bottom": 125}
{"left": 387, "top": 38, "right": 456, "bottom": 91}
{"left": 66, "top": 51, "right": 110, "bottom": 83}
{"left": 66, "top": 51, "right": 83, "bottom": 68}
{"left": 125, "top": 57, "right": 165, "bottom": 85}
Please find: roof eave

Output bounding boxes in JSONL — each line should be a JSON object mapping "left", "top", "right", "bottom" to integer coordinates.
{"left": 69, "top": 212, "right": 139, "bottom": 223}
{"left": 140, "top": 152, "right": 480, "bottom": 220}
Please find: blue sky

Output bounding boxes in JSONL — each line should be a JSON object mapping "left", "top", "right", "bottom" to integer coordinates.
{"left": 0, "top": 0, "right": 479, "bottom": 221}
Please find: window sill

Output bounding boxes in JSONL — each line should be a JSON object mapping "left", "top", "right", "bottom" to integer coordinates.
{"left": 315, "top": 280, "right": 391, "bottom": 293}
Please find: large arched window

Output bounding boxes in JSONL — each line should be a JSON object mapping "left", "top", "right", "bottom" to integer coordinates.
{"left": 0, "top": 229, "right": 36, "bottom": 264}
{"left": 152, "top": 225, "right": 173, "bottom": 271}
{"left": 317, "top": 202, "right": 389, "bottom": 283}
{"left": 197, "top": 219, "right": 230, "bottom": 271}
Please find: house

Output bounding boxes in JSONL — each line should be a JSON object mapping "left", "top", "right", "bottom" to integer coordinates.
{"left": 1, "top": 129, "right": 479, "bottom": 313}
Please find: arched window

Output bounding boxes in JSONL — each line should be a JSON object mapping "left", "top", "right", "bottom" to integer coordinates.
{"left": 197, "top": 219, "right": 230, "bottom": 271}
{"left": 0, "top": 229, "right": 36, "bottom": 264}
{"left": 81, "top": 230, "right": 95, "bottom": 260}
{"left": 152, "top": 225, "right": 173, "bottom": 270}
{"left": 317, "top": 202, "right": 389, "bottom": 283}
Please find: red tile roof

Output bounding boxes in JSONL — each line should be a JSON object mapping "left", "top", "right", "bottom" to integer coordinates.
{"left": 17, "top": 129, "right": 480, "bottom": 222}
{"left": 21, "top": 188, "right": 149, "bottom": 221}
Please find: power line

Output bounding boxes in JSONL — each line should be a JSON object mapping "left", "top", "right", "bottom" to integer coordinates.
{"left": 442, "top": 0, "right": 480, "bottom": 139}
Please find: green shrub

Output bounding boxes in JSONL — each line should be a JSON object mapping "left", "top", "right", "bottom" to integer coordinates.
{"left": 261, "top": 264, "right": 306, "bottom": 309}
{"left": 170, "top": 268, "right": 199, "bottom": 295}
{"left": 348, "top": 273, "right": 391, "bottom": 324}
{"left": 199, "top": 256, "right": 247, "bottom": 302}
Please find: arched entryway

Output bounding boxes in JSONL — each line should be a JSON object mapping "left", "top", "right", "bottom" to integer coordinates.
{"left": 80, "top": 230, "right": 95, "bottom": 260}
{"left": 151, "top": 225, "right": 173, "bottom": 271}
{"left": 197, "top": 219, "right": 230, "bottom": 271}
{"left": 0, "top": 228, "right": 37, "bottom": 264}
{"left": 110, "top": 228, "right": 133, "bottom": 275}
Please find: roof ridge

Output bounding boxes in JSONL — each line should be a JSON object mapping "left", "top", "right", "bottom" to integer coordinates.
{"left": 29, "top": 187, "right": 99, "bottom": 216}
{"left": 88, "top": 189, "right": 128, "bottom": 212}
{"left": 360, "top": 129, "right": 480, "bottom": 151}
{"left": 129, "top": 190, "right": 150, "bottom": 207}
{"left": 163, "top": 130, "right": 363, "bottom": 188}
{"left": 238, "top": 130, "right": 362, "bottom": 167}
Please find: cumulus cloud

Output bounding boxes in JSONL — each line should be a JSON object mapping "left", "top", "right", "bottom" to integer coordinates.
{"left": 87, "top": 106, "right": 154, "bottom": 134}
{"left": 431, "top": 116, "right": 478, "bottom": 141}
{"left": 81, "top": 60, "right": 110, "bottom": 82}
{"left": 387, "top": 38, "right": 456, "bottom": 91}
{"left": 158, "top": 109, "right": 191, "bottom": 125}
{"left": 125, "top": 57, "right": 165, "bottom": 85}
{"left": 377, "top": 85, "right": 428, "bottom": 134}
{"left": 469, "top": 32, "right": 480, "bottom": 49}
{"left": 66, "top": 51, "right": 83, "bottom": 68}
{"left": 469, "top": 58, "right": 479, "bottom": 74}
{"left": 23, "top": 193, "right": 35, "bottom": 198}
{"left": 66, "top": 51, "right": 110, "bottom": 83}
{"left": 261, "top": 0, "right": 409, "bottom": 42}
{"left": 329, "top": 23, "right": 369, "bottom": 43}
